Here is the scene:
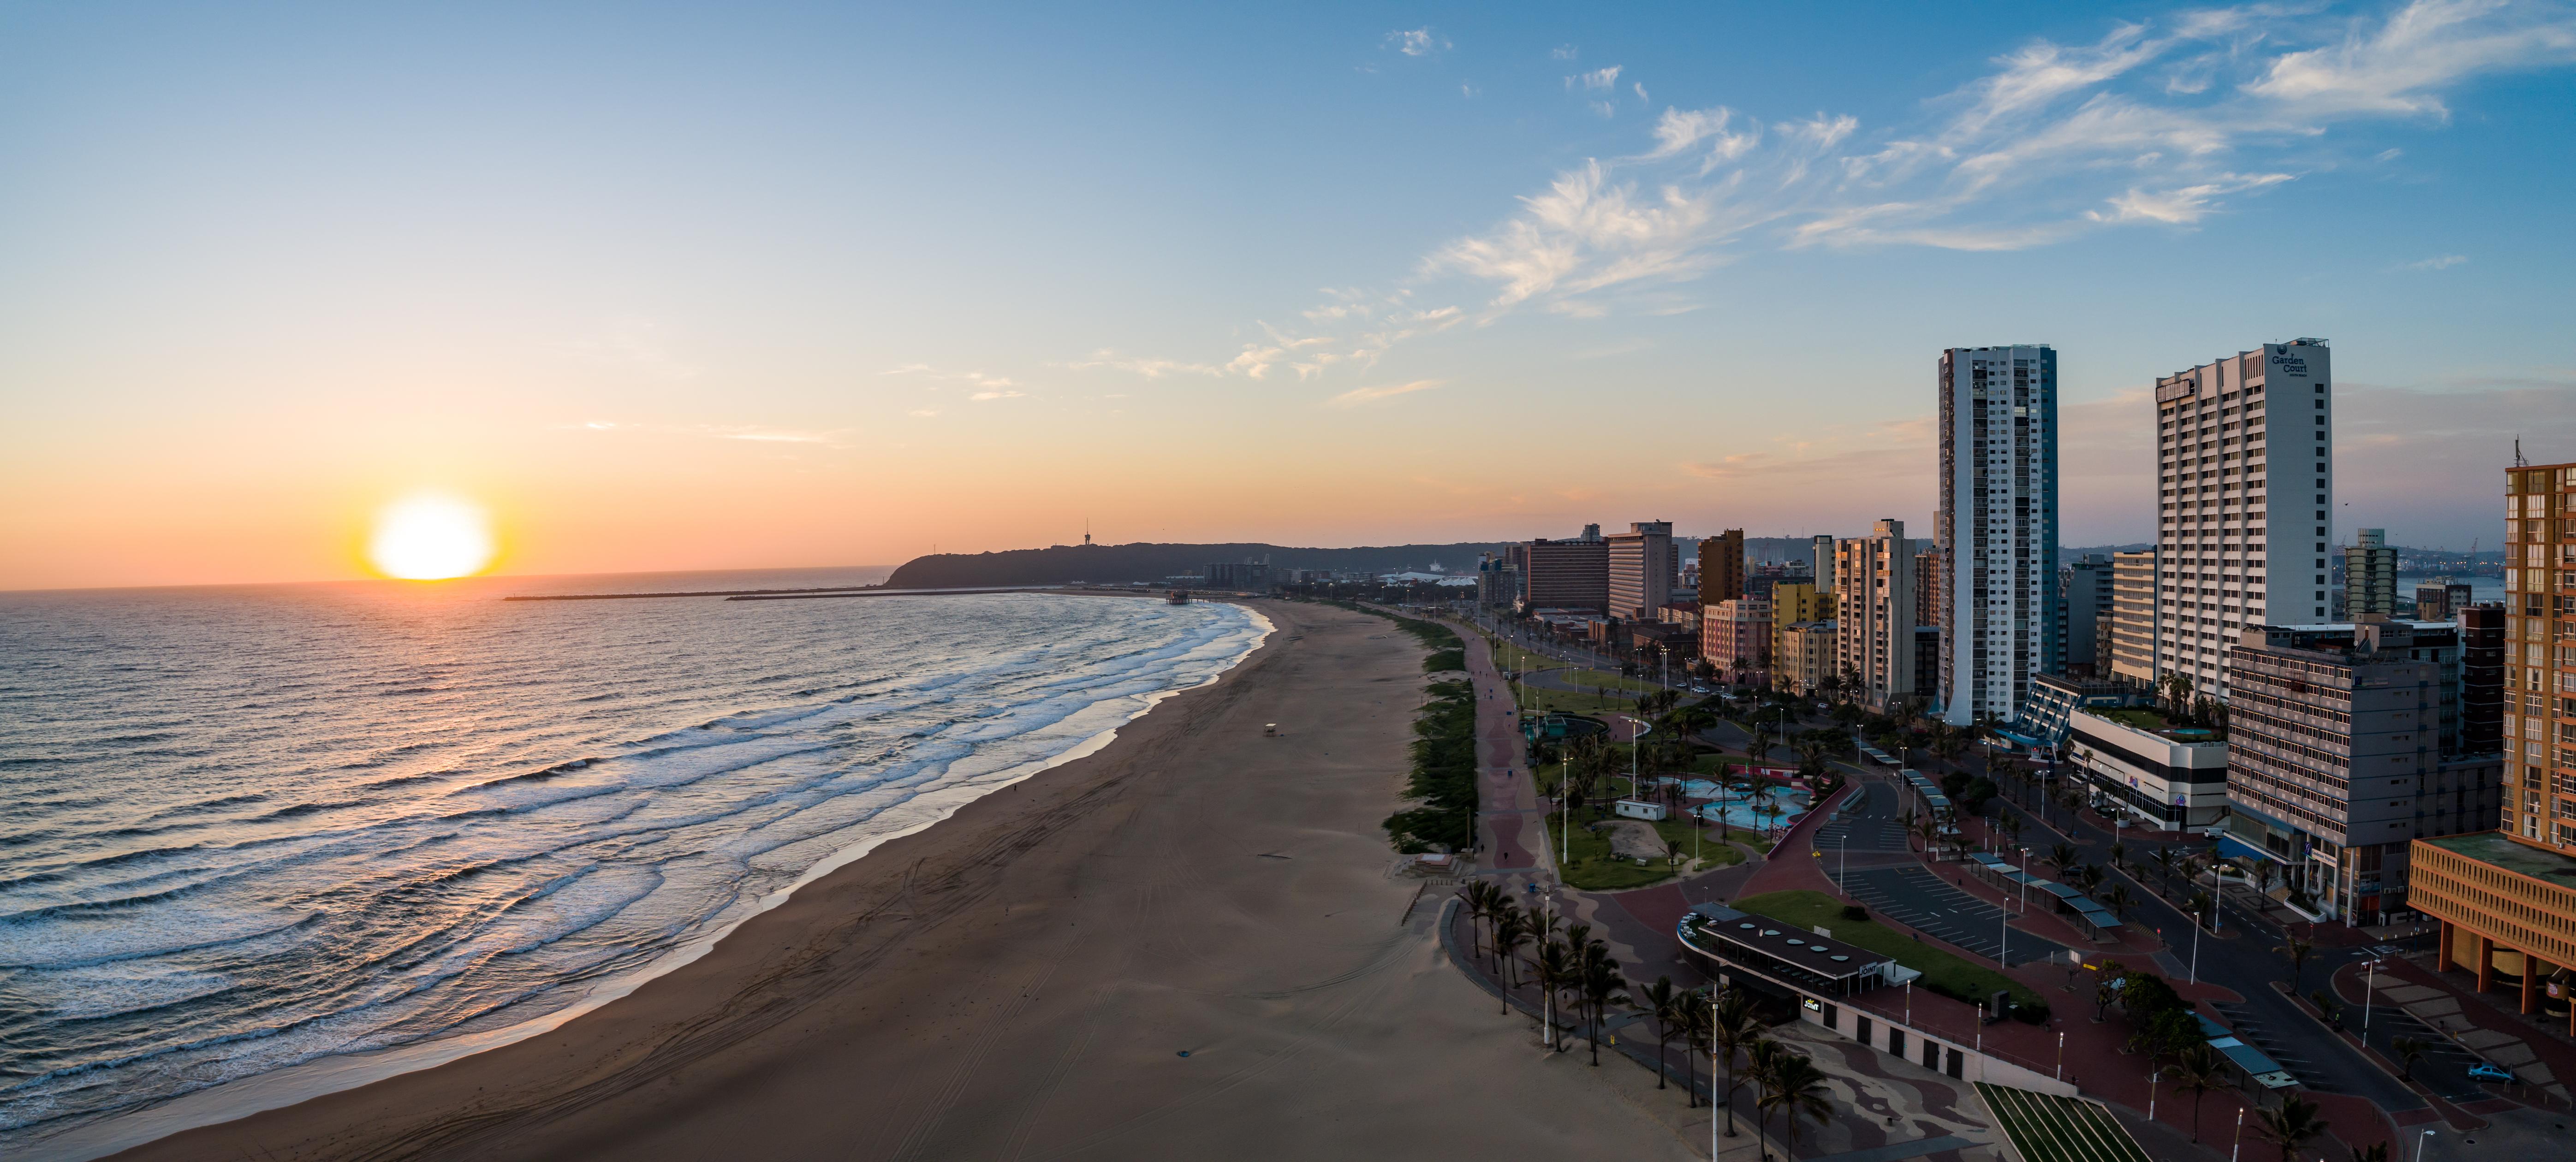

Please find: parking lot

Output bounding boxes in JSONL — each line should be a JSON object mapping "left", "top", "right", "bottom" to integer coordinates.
{"left": 1845, "top": 865, "right": 2068, "bottom": 968}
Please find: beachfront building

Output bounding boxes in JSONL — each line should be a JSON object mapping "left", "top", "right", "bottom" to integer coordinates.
{"left": 1835, "top": 519, "right": 1918, "bottom": 714}
{"left": 1606, "top": 521, "right": 1676, "bottom": 622}
{"left": 1776, "top": 620, "right": 1838, "bottom": 695}
{"left": 2409, "top": 460, "right": 2576, "bottom": 1017}
{"left": 1938, "top": 344, "right": 2059, "bottom": 728}
{"left": 2154, "top": 338, "right": 2334, "bottom": 704}
{"left": 1522, "top": 526, "right": 1609, "bottom": 614}
{"left": 2226, "top": 620, "right": 2503, "bottom": 924}
{"left": 2345, "top": 529, "right": 2398, "bottom": 617}
{"left": 1704, "top": 597, "right": 1772, "bottom": 682}
{"left": 2066, "top": 706, "right": 2229, "bottom": 831}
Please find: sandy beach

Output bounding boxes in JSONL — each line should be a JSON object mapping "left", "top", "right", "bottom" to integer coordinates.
{"left": 107, "top": 599, "right": 1701, "bottom": 1162}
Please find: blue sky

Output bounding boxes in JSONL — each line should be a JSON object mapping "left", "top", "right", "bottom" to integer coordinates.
{"left": 3, "top": 1, "right": 2572, "bottom": 585}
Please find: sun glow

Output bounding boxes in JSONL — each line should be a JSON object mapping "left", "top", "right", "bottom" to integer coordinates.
{"left": 368, "top": 493, "right": 498, "bottom": 580}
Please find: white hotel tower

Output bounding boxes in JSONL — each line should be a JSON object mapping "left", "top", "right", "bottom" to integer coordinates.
{"left": 2152, "top": 338, "right": 2333, "bottom": 703}
{"left": 1938, "top": 345, "right": 2058, "bottom": 726}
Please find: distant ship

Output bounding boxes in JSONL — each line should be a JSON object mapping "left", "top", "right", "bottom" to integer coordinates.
{"left": 1167, "top": 589, "right": 1191, "bottom": 605}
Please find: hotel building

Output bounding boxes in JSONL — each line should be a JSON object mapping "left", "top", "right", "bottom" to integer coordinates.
{"left": 1521, "top": 526, "right": 1609, "bottom": 614}
{"left": 2107, "top": 549, "right": 2161, "bottom": 683}
{"left": 2409, "top": 461, "right": 2576, "bottom": 1025}
{"left": 2154, "top": 339, "right": 2334, "bottom": 703}
{"left": 1938, "top": 345, "right": 2058, "bottom": 726}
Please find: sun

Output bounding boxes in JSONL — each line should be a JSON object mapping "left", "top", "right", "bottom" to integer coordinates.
{"left": 368, "top": 493, "right": 498, "bottom": 580}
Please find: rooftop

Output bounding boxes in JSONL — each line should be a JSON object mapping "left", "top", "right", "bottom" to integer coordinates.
{"left": 2080, "top": 706, "right": 2223, "bottom": 744}
{"left": 2422, "top": 831, "right": 2576, "bottom": 888}
{"left": 1681, "top": 904, "right": 1890, "bottom": 982}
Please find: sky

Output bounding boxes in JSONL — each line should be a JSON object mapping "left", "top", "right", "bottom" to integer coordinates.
{"left": 4, "top": 0, "right": 2573, "bottom": 589}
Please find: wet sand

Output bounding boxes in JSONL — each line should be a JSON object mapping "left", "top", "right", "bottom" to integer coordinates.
{"left": 110, "top": 599, "right": 1698, "bottom": 1162}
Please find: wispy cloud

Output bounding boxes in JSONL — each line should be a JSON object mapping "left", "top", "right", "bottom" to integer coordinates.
{"left": 2404, "top": 253, "right": 2469, "bottom": 270}
{"left": 880, "top": 363, "right": 1021, "bottom": 390}
{"left": 1057, "top": 350, "right": 1222, "bottom": 378}
{"left": 1326, "top": 379, "right": 1443, "bottom": 408}
{"left": 1422, "top": 0, "right": 2576, "bottom": 316}
{"left": 969, "top": 390, "right": 1027, "bottom": 402}
{"left": 1552, "top": 44, "right": 1579, "bottom": 61}
{"left": 1566, "top": 65, "right": 1622, "bottom": 92}
{"left": 554, "top": 320, "right": 701, "bottom": 381}
{"left": 1388, "top": 27, "right": 1449, "bottom": 57}
{"left": 568, "top": 420, "right": 846, "bottom": 447}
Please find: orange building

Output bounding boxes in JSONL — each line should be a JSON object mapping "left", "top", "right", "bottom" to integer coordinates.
{"left": 2409, "top": 459, "right": 2576, "bottom": 1030}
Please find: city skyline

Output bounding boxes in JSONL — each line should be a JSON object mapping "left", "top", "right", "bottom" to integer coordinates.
{"left": 7, "top": 1, "right": 2576, "bottom": 590}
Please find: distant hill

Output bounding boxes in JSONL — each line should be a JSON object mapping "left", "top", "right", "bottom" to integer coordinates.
{"left": 881, "top": 541, "right": 1512, "bottom": 588}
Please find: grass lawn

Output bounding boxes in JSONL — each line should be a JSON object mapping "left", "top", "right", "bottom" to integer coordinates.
{"left": 1542, "top": 806, "right": 1740, "bottom": 891}
{"left": 1731, "top": 889, "right": 2043, "bottom": 1011}
{"left": 1564, "top": 667, "right": 1664, "bottom": 694}
{"left": 1520, "top": 686, "right": 1633, "bottom": 717}
{"left": 1973, "top": 1084, "right": 2152, "bottom": 1162}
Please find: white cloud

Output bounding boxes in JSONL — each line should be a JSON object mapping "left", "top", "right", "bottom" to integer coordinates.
{"left": 1325, "top": 379, "right": 1444, "bottom": 408}
{"left": 1552, "top": 44, "right": 1579, "bottom": 60}
{"left": 2404, "top": 253, "right": 2469, "bottom": 270}
{"left": 2087, "top": 172, "right": 2295, "bottom": 224}
{"left": 1388, "top": 27, "right": 1449, "bottom": 57}
{"left": 1057, "top": 350, "right": 1221, "bottom": 378}
{"left": 2245, "top": 0, "right": 2576, "bottom": 117}
{"left": 1634, "top": 81, "right": 1650, "bottom": 102}
{"left": 1566, "top": 65, "right": 1622, "bottom": 91}
{"left": 969, "top": 390, "right": 1027, "bottom": 402}
{"left": 880, "top": 364, "right": 1021, "bottom": 390}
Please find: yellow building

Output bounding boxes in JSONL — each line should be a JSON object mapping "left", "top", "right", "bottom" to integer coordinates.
{"left": 1775, "top": 620, "right": 1838, "bottom": 696}
{"left": 1770, "top": 582, "right": 1832, "bottom": 667}
{"left": 2408, "top": 459, "right": 2576, "bottom": 1031}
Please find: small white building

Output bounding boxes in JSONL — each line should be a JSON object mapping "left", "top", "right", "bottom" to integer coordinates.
{"left": 2066, "top": 708, "right": 2228, "bottom": 830}
{"left": 1613, "top": 799, "right": 1669, "bottom": 821}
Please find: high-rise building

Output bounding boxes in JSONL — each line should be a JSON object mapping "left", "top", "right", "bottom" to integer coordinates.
{"left": 2345, "top": 528, "right": 2398, "bottom": 617}
{"left": 2154, "top": 338, "right": 2333, "bottom": 703}
{"left": 2408, "top": 462, "right": 2576, "bottom": 1023}
{"left": 1607, "top": 521, "right": 1676, "bottom": 621}
{"left": 1523, "top": 527, "right": 1609, "bottom": 613}
{"left": 2058, "top": 554, "right": 2114, "bottom": 677}
{"left": 1811, "top": 534, "right": 1836, "bottom": 593}
{"left": 1938, "top": 344, "right": 2059, "bottom": 725}
{"left": 1914, "top": 549, "right": 1943, "bottom": 635}
{"left": 1701, "top": 529, "right": 1745, "bottom": 605}
{"left": 1770, "top": 582, "right": 1833, "bottom": 671}
{"left": 2226, "top": 620, "right": 2500, "bottom": 923}
{"left": 2107, "top": 549, "right": 2160, "bottom": 683}
{"left": 1835, "top": 519, "right": 1917, "bottom": 713}
{"left": 2415, "top": 578, "right": 2476, "bottom": 622}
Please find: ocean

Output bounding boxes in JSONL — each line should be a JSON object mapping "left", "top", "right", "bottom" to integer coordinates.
{"left": 0, "top": 571, "right": 1266, "bottom": 1156}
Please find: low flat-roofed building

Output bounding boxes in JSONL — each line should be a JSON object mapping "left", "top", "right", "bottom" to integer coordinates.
{"left": 2066, "top": 706, "right": 2228, "bottom": 831}
{"left": 2409, "top": 830, "right": 2576, "bottom": 1033}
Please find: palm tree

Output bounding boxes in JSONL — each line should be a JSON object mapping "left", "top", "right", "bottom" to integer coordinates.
{"left": 1756, "top": 1050, "right": 1835, "bottom": 1162}
{"left": 1492, "top": 907, "right": 1529, "bottom": 1008}
{"left": 1640, "top": 976, "right": 1684, "bottom": 1090}
{"left": 1579, "top": 953, "right": 1630, "bottom": 1066}
{"left": 1912, "top": 818, "right": 1939, "bottom": 855}
{"left": 2255, "top": 1096, "right": 2327, "bottom": 1162}
{"left": 2354, "top": 1142, "right": 2391, "bottom": 1162}
{"left": 2103, "top": 883, "right": 2137, "bottom": 922}
{"left": 2392, "top": 1036, "right": 2431, "bottom": 1080}
{"left": 2277, "top": 935, "right": 2316, "bottom": 994}
{"left": 2170, "top": 1043, "right": 2227, "bottom": 1142}
{"left": 1708, "top": 989, "right": 1765, "bottom": 1138}
{"left": 1458, "top": 880, "right": 1496, "bottom": 962}
{"left": 1681, "top": 989, "right": 1713, "bottom": 1109}
{"left": 1535, "top": 938, "right": 1577, "bottom": 1051}
{"left": 2048, "top": 842, "right": 2078, "bottom": 875}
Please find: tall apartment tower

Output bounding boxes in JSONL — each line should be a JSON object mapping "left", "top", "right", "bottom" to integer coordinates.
{"left": 1811, "top": 534, "right": 1836, "bottom": 593}
{"left": 1835, "top": 519, "right": 1917, "bottom": 713}
{"left": 2107, "top": 549, "right": 2160, "bottom": 683}
{"left": 1701, "top": 529, "right": 1746, "bottom": 606}
{"left": 1606, "top": 521, "right": 1676, "bottom": 621}
{"left": 2154, "top": 338, "right": 2332, "bottom": 702}
{"left": 1937, "top": 345, "right": 2058, "bottom": 726}
{"left": 2345, "top": 528, "right": 2398, "bottom": 617}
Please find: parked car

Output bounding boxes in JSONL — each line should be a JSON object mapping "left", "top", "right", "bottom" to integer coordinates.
{"left": 2468, "top": 1062, "right": 2513, "bottom": 1083}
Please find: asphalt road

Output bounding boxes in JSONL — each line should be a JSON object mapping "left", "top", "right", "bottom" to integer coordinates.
{"left": 1843, "top": 865, "right": 2070, "bottom": 969}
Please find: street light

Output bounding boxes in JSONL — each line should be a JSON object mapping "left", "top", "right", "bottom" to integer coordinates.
{"left": 2414, "top": 1129, "right": 2436, "bottom": 1162}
